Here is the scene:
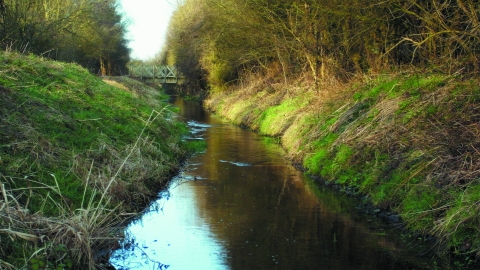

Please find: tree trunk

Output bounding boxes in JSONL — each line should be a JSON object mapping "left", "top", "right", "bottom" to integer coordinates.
{"left": 100, "top": 55, "right": 113, "bottom": 76}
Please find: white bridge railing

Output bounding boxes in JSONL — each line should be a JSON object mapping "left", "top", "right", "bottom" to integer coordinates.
{"left": 127, "top": 65, "right": 180, "bottom": 84}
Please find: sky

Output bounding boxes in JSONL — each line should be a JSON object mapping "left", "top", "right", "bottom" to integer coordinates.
{"left": 118, "top": 0, "right": 177, "bottom": 61}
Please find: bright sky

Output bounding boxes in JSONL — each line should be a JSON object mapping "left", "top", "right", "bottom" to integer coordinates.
{"left": 118, "top": 0, "right": 177, "bottom": 61}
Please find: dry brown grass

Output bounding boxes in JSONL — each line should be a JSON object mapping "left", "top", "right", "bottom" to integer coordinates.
{"left": 102, "top": 79, "right": 132, "bottom": 93}
{"left": 102, "top": 76, "right": 163, "bottom": 108}
{"left": 206, "top": 65, "right": 480, "bottom": 261}
{"left": 0, "top": 108, "right": 172, "bottom": 268}
{"left": 0, "top": 174, "right": 124, "bottom": 269}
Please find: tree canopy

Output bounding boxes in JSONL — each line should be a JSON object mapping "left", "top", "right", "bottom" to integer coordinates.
{"left": 164, "top": 0, "right": 480, "bottom": 92}
{"left": 0, "top": 0, "right": 130, "bottom": 75}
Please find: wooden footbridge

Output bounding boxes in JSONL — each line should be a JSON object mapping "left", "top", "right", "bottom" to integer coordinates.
{"left": 127, "top": 65, "right": 182, "bottom": 84}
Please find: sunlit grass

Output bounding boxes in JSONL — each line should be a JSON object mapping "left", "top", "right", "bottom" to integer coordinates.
{"left": 205, "top": 67, "right": 480, "bottom": 262}
{"left": 0, "top": 51, "right": 195, "bottom": 268}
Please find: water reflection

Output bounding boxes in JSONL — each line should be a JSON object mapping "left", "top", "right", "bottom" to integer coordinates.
{"left": 111, "top": 182, "right": 229, "bottom": 270}
{"left": 111, "top": 96, "right": 431, "bottom": 270}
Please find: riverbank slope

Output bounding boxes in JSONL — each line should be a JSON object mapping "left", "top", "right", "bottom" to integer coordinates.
{"left": 0, "top": 52, "right": 194, "bottom": 269}
{"left": 205, "top": 69, "right": 480, "bottom": 264}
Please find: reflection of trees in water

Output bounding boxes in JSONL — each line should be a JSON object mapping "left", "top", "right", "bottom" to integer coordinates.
{"left": 173, "top": 98, "right": 428, "bottom": 270}
{"left": 111, "top": 237, "right": 170, "bottom": 270}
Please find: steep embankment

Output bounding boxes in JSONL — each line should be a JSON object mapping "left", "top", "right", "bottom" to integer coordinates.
{"left": 0, "top": 52, "right": 194, "bottom": 269}
{"left": 205, "top": 70, "right": 480, "bottom": 261}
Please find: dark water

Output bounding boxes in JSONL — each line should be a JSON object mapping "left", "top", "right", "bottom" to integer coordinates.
{"left": 110, "top": 96, "right": 433, "bottom": 269}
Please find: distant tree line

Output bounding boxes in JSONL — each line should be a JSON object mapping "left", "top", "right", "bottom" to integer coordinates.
{"left": 163, "top": 0, "right": 480, "bottom": 92}
{"left": 0, "top": 0, "right": 130, "bottom": 75}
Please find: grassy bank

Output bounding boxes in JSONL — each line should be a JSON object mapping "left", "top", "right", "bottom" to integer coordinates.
{"left": 0, "top": 52, "right": 195, "bottom": 269}
{"left": 205, "top": 70, "right": 480, "bottom": 264}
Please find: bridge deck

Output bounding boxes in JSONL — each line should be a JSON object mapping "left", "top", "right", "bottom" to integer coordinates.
{"left": 128, "top": 65, "right": 181, "bottom": 84}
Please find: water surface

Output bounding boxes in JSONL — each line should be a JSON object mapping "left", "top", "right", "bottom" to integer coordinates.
{"left": 110, "top": 96, "right": 432, "bottom": 269}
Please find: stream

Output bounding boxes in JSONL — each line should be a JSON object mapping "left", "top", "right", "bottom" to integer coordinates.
{"left": 109, "top": 95, "right": 433, "bottom": 269}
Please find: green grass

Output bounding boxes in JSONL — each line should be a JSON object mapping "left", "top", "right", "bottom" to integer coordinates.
{"left": 303, "top": 133, "right": 338, "bottom": 176}
{"left": 434, "top": 184, "right": 480, "bottom": 256}
{"left": 401, "top": 186, "right": 440, "bottom": 232}
{"left": 205, "top": 68, "right": 480, "bottom": 264}
{"left": 0, "top": 51, "right": 197, "bottom": 269}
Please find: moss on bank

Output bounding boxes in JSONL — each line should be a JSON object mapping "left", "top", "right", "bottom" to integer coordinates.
{"left": 205, "top": 70, "right": 480, "bottom": 263}
{"left": 0, "top": 52, "right": 193, "bottom": 269}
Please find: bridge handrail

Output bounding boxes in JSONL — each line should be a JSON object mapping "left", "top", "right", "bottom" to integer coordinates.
{"left": 127, "top": 65, "right": 179, "bottom": 79}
